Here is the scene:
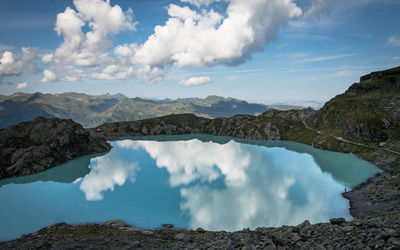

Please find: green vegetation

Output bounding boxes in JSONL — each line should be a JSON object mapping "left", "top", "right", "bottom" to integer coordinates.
{"left": 0, "top": 93, "right": 271, "bottom": 128}
{"left": 308, "top": 67, "right": 400, "bottom": 146}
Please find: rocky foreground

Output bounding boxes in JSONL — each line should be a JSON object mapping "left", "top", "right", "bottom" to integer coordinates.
{"left": 1, "top": 216, "right": 399, "bottom": 249}
{"left": 1, "top": 67, "right": 400, "bottom": 248}
{"left": 0, "top": 117, "right": 111, "bottom": 179}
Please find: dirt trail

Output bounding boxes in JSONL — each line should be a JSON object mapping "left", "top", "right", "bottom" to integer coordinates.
{"left": 302, "top": 120, "right": 400, "bottom": 156}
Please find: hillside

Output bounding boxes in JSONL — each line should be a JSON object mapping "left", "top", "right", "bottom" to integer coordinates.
{"left": 308, "top": 67, "right": 400, "bottom": 150}
{"left": 0, "top": 93, "right": 271, "bottom": 128}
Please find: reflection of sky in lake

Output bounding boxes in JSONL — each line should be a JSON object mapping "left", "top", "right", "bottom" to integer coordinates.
{"left": 0, "top": 135, "right": 381, "bottom": 241}
{"left": 112, "top": 139, "right": 349, "bottom": 230}
{"left": 79, "top": 155, "right": 139, "bottom": 201}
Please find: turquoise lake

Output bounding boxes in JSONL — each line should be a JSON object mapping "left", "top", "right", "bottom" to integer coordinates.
{"left": 0, "top": 135, "right": 381, "bottom": 241}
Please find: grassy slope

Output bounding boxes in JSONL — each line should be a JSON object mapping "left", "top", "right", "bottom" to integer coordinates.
{"left": 303, "top": 67, "right": 400, "bottom": 175}
{"left": 308, "top": 67, "right": 400, "bottom": 145}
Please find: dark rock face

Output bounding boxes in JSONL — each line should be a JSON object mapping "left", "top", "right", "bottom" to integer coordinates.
{"left": 0, "top": 117, "right": 111, "bottom": 180}
{"left": 330, "top": 217, "right": 346, "bottom": 225}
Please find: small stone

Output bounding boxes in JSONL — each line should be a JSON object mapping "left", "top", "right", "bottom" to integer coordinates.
{"left": 291, "top": 233, "right": 301, "bottom": 242}
{"left": 174, "top": 233, "right": 186, "bottom": 241}
{"left": 342, "top": 226, "right": 354, "bottom": 232}
{"left": 141, "top": 230, "right": 153, "bottom": 235}
{"left": 297, "top": 220, "right": 311, "bottom": 227}
{"left": 272, "top": 232, "right": 291, "bottom": 246}
{"left": 174, "top": 232, "right": 193, "bottom": 242}
{"left": 196, "top": 227, "right": 206, "bottom": 233}
{"left": 162, "top": 224, "right": 174, "bottom": 229}
{"left": 330, "top": 218, "right": 346, "bottom": 225}
{"left": 130, "top": 241, "right": 141, "bottom": 247}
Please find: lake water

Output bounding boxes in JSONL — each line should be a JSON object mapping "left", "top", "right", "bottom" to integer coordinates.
{"left": 0, "top": 135, "right": 381, "bottom": 241}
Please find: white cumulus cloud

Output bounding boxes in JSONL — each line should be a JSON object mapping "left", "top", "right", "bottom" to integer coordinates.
{"left": 16, "top": 82, "right": 28, "bottom": 89}
{"left": 41, "top": 0, "right": 137, "bottom": 82}
{"left": 180, "top": 76, "right": 211, "bottom": 87}
{"left": 91, "top": 64, "right": 134, "bottom": 80}
{"left": 41, "top": 70, "right": 57, "bottom": 83}
{"left": 133, "top": 1, "right": 302, "bottom": 70}
{"left": 41, "top": 0, "right": 302, "bottom": 83}
{"left": 0, "top": 47, "right": 38, "bottom": 76}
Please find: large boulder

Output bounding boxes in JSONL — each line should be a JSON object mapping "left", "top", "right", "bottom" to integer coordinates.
{"left": 0, "top": 117, "right": 111, "bottom": 180}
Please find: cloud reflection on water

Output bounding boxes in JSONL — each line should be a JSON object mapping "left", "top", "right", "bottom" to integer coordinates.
{"left": 113, "top": 139, "right": 350, "bottom": 231}
{"left": 79, "top": 154, "right": 138, "bottom": 201}
{"left": 116, "top": 139, "right": 250, "bottom": 186}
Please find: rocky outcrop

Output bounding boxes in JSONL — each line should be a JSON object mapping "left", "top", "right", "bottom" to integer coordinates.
{"left": 89, "top": 109, "right": 316, "bottom": 143}
{"left": 359, "top": 66, "right": 400, "bottom": 82}
{"left": 0, "top": 117, "right": 111, "bottom": 180}
{"left": 309, "top": 66, "right": 400, "bottom": 143}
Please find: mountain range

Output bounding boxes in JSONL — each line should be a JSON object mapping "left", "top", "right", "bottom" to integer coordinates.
{"left": 0, "top": 93, "right": 280, "bottom": 128}
{"left": 271, "top": 101, "right": 323, "bottom": 110}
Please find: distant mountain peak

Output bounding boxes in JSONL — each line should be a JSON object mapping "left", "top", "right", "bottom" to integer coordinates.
{"left": 271, "top": 101, "right": 323, "bottom": 110}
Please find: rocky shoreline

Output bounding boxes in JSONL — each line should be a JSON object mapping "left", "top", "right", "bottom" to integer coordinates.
{"left": 0, "top": 213, "right": 399, "bottom": 249}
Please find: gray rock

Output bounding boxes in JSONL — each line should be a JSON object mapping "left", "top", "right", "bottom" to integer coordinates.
{"left": 0, "top": 117, "right": 111, "bottom": 180}
{"left": 162, "top": 224, "right": 174, "bottom": 229}
{"left": 330, "top": 218, "right": 346, "bottom": 225}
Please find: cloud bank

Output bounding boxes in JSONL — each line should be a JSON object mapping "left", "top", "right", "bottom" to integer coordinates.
{"left": 40, "top": 0, "right": 302, "bottom": 83}
{"left": 132, "top": 1, "right": 302, "bottom": 69}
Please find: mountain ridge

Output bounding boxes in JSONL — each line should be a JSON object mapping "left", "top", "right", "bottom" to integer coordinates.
{"left": 0, "top": 93, "right": 273, "bottom": 128}
{"left": 309, "top": 66, "right": 400, "bottom": 145}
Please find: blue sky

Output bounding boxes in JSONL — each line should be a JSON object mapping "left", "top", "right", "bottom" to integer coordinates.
{"left": 0, "top": 0, "right": 399, "bottom": 104}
